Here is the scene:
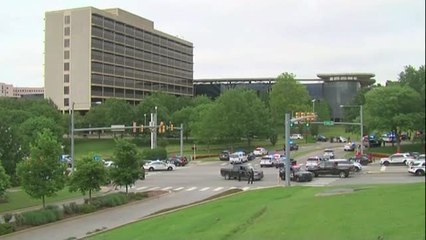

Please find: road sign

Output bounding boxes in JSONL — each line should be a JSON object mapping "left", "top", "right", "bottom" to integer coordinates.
{"left": 323, "top": 120, "right": 334, "bottom": 126}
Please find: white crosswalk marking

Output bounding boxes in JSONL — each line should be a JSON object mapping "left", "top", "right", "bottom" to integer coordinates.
{"left": 213, "top": 187, "right": 224, "bottom": 192}
{"left": 200, "top": 187, "right": 210, "bottom": 191}
{"left": 136, "top": 186, "right": 148, "bottom": 191}
{"left": 173, "top": 187, "right": 184, "bottom": 191}
{"left": 228, "top": 187, "right": 238, "bottom": 190}
{"left": 242, "top": 187, "right": 250, "bottom": 191}
{"left": 380, "top": 166, "right": 386, "bottom": 172}
{"left": 186, "top": 187, "right": 197, "bottom": 191}
{"left": 161, "top": 186, "right": 173, "bottom": 191}
{"left": 220, "top": 163, "right": 228, "bottom": 166}
{"left": 148, "top": 186, "right": 160, "bottom": 191}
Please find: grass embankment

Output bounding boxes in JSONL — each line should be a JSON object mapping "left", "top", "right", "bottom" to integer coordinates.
{"left": 0, "top": 188, "right": 84, "bottom": 213}
{"left": 88, "top": 183, "right": 425, "bottom": 240}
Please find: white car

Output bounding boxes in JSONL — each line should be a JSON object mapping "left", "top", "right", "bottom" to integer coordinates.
{"left": 229, "top": 151, "right": 247, "bottom": 164}
{"left": 305, "top": 156, "right": 322, "bottom": 169}
{"left": 343, "top": 143, "right": 356, "bottom": 151}
{"left": 406, "top": 154, "right": 425, "bottom": 166}
{"left": 260, "top": 156, "right": 274, "bottom": 168}
{"left": 253, "top": 147, "right": 268, "bottom": 156}
{"left": 290, "top": 134, "right": 303, "bottom": 140}
{"left": 408, "top": 161, "right": 425, "bottom": 176}
{"left": 323, "top": 149, "right": 335, "bottom": 159}
{"left": 380, "top": 153, "right": 415, "bottom": 166}
{"left": 143, "top": 160, "right": 175, "bottom": 171}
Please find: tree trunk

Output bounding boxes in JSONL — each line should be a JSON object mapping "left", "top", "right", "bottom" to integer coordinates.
{"left": 42, "top": 195, "right": 46, "bottom": 209}
{"left": 126, "top": 185, "right": 128, "bottom": 194}
{"left": 89, "top": 189, "right": 92, "bottom": 203}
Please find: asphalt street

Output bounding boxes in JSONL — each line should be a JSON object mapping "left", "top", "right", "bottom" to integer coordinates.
{"left": 2, "top": 142, "right": 424, "bottom": 240}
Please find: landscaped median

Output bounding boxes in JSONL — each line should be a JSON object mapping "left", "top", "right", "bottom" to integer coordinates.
{"left": 0, "top": 191, "right": 165, "bottom": 236}
{"left": 86, "top": 183, "right": 425, "bottom": 240}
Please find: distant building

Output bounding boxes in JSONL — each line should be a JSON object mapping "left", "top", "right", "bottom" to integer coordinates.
{"left": 0, "top": 82, "right": 44, "bottom": 98}
{"left": 0, "top": 82, "right": 14, "bottom": 97}
{"left": 44, "top": 7, "right": 193, "bottom": 112}
{"left": 194, "top": 73, "right": 375, "bottom": 121}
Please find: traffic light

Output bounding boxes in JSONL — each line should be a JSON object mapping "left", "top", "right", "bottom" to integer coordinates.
{"left": 295, "top": 112, "right": 301, "bottom": 118}
{"left": 140, "top": 124, "right": 144, "bottom": 133}
{"left": 305, "top": 122, "right": 310, "bottom": 127}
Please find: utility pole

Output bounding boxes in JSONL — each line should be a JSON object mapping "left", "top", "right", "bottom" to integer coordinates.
{"left": 284, "top": 113, "right": 291, "bottom": 187}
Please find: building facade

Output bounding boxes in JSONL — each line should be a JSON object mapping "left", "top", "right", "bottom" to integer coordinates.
{"left": 45, "top": 7, "right": 193, "bottom": 111}
{"left": 194, "top": 73, "right": 375, "bottom": 121}
{"left": 0, "top": 82, "right": 44, "bottom": 98}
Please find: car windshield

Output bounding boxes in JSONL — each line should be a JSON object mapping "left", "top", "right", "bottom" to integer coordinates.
{"left": 230, "top": 154, "right": 238, "bottom": 158}
{"left": 324, "top": 150, "right": 333, "bottom": 153}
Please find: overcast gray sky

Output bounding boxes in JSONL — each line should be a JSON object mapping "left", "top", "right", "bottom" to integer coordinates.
{"left": 0, "top": 0, "right": 424, "bottom": 87}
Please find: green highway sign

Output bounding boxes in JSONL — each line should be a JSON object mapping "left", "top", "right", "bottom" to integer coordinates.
{"left": 323, "top": 120, "right": 334, "bottom": 126}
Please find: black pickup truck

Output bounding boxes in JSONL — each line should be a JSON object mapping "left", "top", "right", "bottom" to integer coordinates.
{"left": 307, "top": 161, "right": 353, "bottom": 178}
{"left": 220, "top": 164, "right": 264, "bottom": 181}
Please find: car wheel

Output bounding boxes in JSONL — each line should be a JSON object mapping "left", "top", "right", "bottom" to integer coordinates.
{"left": 149, "top": 167, "right": 154, "bottom": 171}
{"left": 384, "top": 161, "right": 390, "bottom": 166}
{"left": 339, "top": 171, "right": 346, "bottom": 178}
{"left": 416, "top": 170, "right": 425, "bottom": 176}
{"left": 167, "top": 167, "right": 173, "bottom": 171}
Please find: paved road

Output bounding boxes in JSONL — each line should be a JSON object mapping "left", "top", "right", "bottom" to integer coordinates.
{"left": 3, "top": 142, "right": 424, "bottom": 240}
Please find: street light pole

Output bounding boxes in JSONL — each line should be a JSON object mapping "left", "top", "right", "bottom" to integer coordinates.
{"left": 360, "top": 105, "right": 364, "bottom": 155}
{"left": 144, "top": 113, "right": 147, "bottom": 126}
{"left": 70, "top": 102, "right": 75, "bottom": 172}
{"left": 312, "top": 99, "right": 316, "bottom": 114}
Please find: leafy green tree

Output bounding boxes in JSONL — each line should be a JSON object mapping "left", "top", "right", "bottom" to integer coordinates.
{"left": 398, "top": 65, "right": 425, "bottom": 97}
{"left": 16, "top": 129, "right": 66, "bottom": 208}
{"left": 364, "top": 85, "right": 423, "bottom": 152}
{"left": 109, "top": 139, "right": 140, "bottom": 194}
{"left": 68, "top": 154, "right": 107, "bottom": 202}
{"left": 0, "top": 123, "right": 26, "bottom": 185}
{"left": 103, "top": 99, "right": 135, "bottom": 126}
{"left": 270, "top": 73, "right": 311, "bottom": 127}
{"left": 19, "top": 116, "right": 64, "bottom": 147}
{"left": 0, "top": 163, "right": 11, "bottom": 199}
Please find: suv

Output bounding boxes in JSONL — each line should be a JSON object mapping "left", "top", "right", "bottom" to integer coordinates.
{"left": 290, "top": 134, "right": 303, "bottom": 140}
{"left": 380, "top": 153, "right": 415, "bottom": 166}
{"left": 219, "top": 151, "right": 230, "bottom": 161}
{"left": 408, "top": 161, "right": 425, "bottom": 176}
{"left": 323, "top": 149, "right": 335, "bottom": 159}
{"left": 229, "top": 151, "right": 247, "bottom": 164}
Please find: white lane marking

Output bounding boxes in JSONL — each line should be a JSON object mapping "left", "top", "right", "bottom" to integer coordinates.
{"left": 186, "top": 187, "right": 197, "bottom": 191}
{"left": 148, "top": 186, "right": 160, "bottom": 191}
{"left": 221, "top": 163, "right": 228, "bottom": 166}
{"left": 242, "top": 187, "right": 250, "bottom": 191}
{"left": 213, "top": 187, "right": 224, "bottom": 192}
{"left": 380, "top": 166, "right": 386, "bottom": 172}
{"left": 136, "top": 186, "right": 148, "bottom": 191}
{"left": 173, "top": 187, "right": 184, "bottom": 191}
{"left": 200, "top": 187, "right": 210, "bottom": 191}
{"left": 229, "top": 187, "right": 238, "bottom": 190}
{"left": 161, "top": 186, "right": 173, "bottom": 191}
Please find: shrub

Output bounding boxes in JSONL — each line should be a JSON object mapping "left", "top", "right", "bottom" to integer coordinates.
{"left": 69, "top": 202, "right": 80, "bottom": 214}
{"left": 2, "top": 213, "right": 13, "bottom": 223}
{"left": 13, "top": 213, "right": 24, "bottom": 226}
{"left": 141, "top": 147, "right": 168, "bottom": 160}
{"left": 128, "top": 192, "right": 148, "bottom": 201}
{"left": 78, "top": 204, "right": 97, "bottom": 214}
{"left": 63, "top": 204, "right": 73, "bottom": 215}
{"left": 0, "top": 223, "right": 14, "bottom": 235}
{"left": 21, "top": 207, "right": 64, "bottom": 226}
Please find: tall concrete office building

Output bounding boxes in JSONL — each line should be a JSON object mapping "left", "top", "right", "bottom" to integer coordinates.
{"left": 44, "top": 7, "right": 193, "bottom": 111}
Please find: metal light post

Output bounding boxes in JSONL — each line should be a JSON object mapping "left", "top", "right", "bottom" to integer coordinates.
{"left": 144, "top": 113, "right": 147, "bottom": 126}
{"left": 70, "top": 102, "right": 75, "bottom": 172}
{"left": 311, "top": 99, "right": 317, "bottom": 114}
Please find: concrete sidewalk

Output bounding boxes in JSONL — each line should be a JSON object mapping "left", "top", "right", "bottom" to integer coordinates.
{"left": 1, "top": 190, "right": 220, "bottom": 240}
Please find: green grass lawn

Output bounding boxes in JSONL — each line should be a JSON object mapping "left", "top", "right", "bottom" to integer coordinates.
{"left": 88, "top": 183, "right": 425, "bottom": 240}
{"left": 0, "top": 187, "right": 85, "bottom": 213}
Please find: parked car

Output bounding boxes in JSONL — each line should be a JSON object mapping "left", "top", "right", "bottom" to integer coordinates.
{"left": 289, "top": 141, "right": 299, "bottom": 151}
{"left": 343, "top": 142, "right": 356, "bottom": 151}
{"left": 260, "top": 156, "right": 275, "bottom": 168}
{"left": 143, "top": 160, "right": 175, "bottom": 171}
{"left": 307, "top": 160, "right": 353, "bottom": 178}
{"left": 253, "top": 147, "right": 268, "bottom": 156}
{"left": 316, "top": 135, "right": 328, "bottom": 142}
{"left": 246, "top": 152, "right": 256, "bottom": 161}
{"left": 408, "top": 161, "right": 425, "bottom": 176}
{"left": 219, "top": 150, "right": 230, "bottom": 161}
{"left": 166, "top": 156, "right": 187, "bottom": 166}
{"left": 279, "top": 165, "right": 313, "bottom": 182}
{"left": 323, "top": 149, "right": 335, "bottom": 159}
{"left": 274, "top": 157, "right": 297, "bottom": 168}
{"left": 328, "top": 158, "right": 362, "bottom": 172}
{"left": 348, "top": 155, "right": 370, "bottom": 166}
{"left": 380, "top": 153, "right": 415, "bottom": 166}
{"left": 290, "top": 134, "right": 303, "bottom": 140}
{"left": 406, "top": 154, "right": 425, "bottom": 166}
